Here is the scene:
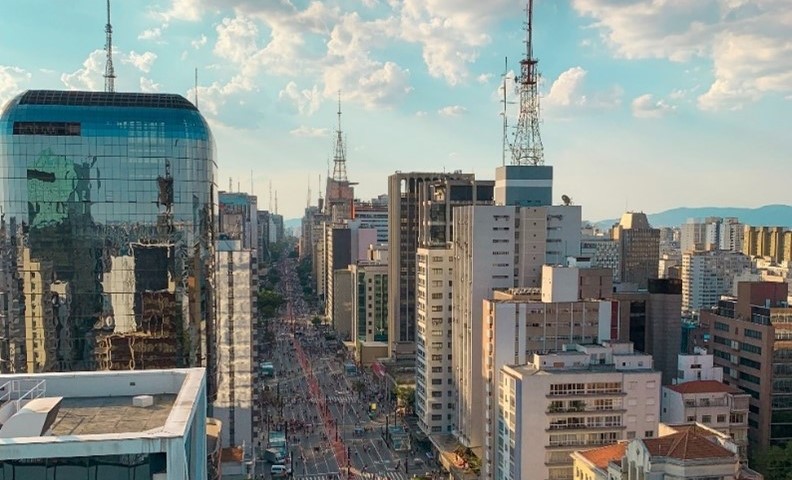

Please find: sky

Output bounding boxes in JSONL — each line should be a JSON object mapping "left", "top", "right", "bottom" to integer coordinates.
{"left": 0, "top": 0, "right": 790, "bottom": 221}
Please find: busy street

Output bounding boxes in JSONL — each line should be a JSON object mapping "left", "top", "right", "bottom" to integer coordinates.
{"left": 258, "top": 257, "right": 437, "bottom": 480}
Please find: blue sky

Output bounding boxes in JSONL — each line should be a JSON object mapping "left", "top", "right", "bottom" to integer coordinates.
{"left": 1, "top": 0, "right": 790, "bottom": 220}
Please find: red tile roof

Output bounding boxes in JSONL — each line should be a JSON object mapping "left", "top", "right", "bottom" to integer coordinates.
{"left": 666, "top": 380, "right": 743, "bottom": 395}
{"left": 577, "top": 442, "right": 628, "bottom": 469}
{"left": 221, "top": 447, "right": 244, "bottom": 463}
{"left": 642, "top": 430, "right": 735, "bottom": 460}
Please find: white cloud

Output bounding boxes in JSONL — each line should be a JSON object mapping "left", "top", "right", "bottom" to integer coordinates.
{"left": 61, "top": 49, "right": 105, "bottom": 90}
{"left": 415, "top": 110, "right": 428, "bottom": 117}
{"left": 631, "top": 94, "right": 676, "bottom": 118}
{"left": 0, "top": 66, "right": 31, "bottom": 109}
{"left": 278, "top": 81, "right": 322, "bottom": 116}
{"left": 477, "top": 73, "right": 493, "bottom": 84}
{"left": 214, "top": 15, "right": 259, "bottom": 64}
{"left": 154, "top": 0, "right": 202, "bottom": 21}
{"left": 290, "top": 126, "right": 331, "bottom": 138}
{"left": 191, "top": 34, "right": 208, "bottom": 49}
{"left": 544, "top": 66, "right": 622, "bottom": 111}
{"left": 140, "top": 77, "right": 161, "bottom": 93}
{"left": 438, "top": 105, "right": 468, "bottom": 116}
{"left": 124, "top": 51, "right": 158, "bottom": 73}
{"left": 138, "top": 25, "right": 167, "bottom": 41}
{"left": 572, "top": 0, "right": 792, "bottom": 110}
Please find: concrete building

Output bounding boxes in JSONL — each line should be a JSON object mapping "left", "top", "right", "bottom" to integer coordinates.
{"left": 581, "top": 236, "right": 622, "bottom": 282}
{"left": 658, "top": 252, "right": 681, "bottom": 279}
{"left": 702, "top": 281, "right": 792, "bottom": 448}
{"left": 481, "top": 291, "right": 617, "bottom": 478}
{"left": 611, "top": 279, "right": 683, "bottom": 385}
{"left": 350, "top": 261, "right": 389, "bottom": 343}
{"left": 572, "top": 427, "right": 746, "bottom": 480}
{"left": 495, "top": 342, "right": 661, "bottom": 480}
{"left": 333, "top": 269, "right": 354, "bottom": 341}
{"left": 542, "top": 265, "right": 613, "bottom": 303}
{"left": 353, "top": 199, "right": 388, "bottom": 244}
{"left": 387, "top": 171, "right": 476, "bottom": 359}
{"left": 452, "top": 205, "right": 547, "bottom": 450}
{"left": 215, "top": 239, "right": 257, "bottom": 452}
{"left": 415, "top": 246, "right": 455, "bottom": 436}
{"left": 660, "top": 380, "right": 750, "bottom": 459}
{"left": 681, "top": 250, "right": 751, "bottom": 314}
{"left": 493, "top": 164, "right": 553, "bottom": 207}
{"left": 743, "top": 226, "right": 792, "bottom": 263}
{"left": 546, "top": 205, "right": 582, "bottom": 265}
{"left": 218, "top": 192, "right": 258, "bottom": 250}
{"left": 299, "top": 205, "right": 321, "bottom": 259}
{"left": 613, "top": 212, "right": 660, "bottom": 289}
{"left": 681, "top": 217, "right": 743, "bottom": 253}
{"left": 0, "top": 368, "right": 208, "bottom": 480}
{"left": 674, "top": 349, "right": 724, "bottom": 384}
{"left": 324, "top": 225, "right": 352, "bottom": 325}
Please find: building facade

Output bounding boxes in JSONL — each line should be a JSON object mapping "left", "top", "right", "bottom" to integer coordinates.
{"left": 681, "top": 250, "right": 751, "bottom": 314}
{"left": 493, "top": 164, "right": 553, "bottom": 207}
{"left": 350, "top": 261, "right": 388, "bottom": 343}
{"left": 0, "top": 91, "right": 217, "bottom": 396}
{"left": 495, "top": 343, "right": 661, "bottom": 480}
{"left": 613, "top": 212, "right": 660, "bottom": 289}
{"left": 218, "top": 192, "right": 258, "bottom": 250}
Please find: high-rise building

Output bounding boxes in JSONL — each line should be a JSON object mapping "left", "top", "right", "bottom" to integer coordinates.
{"left": 353, "top": 198, "right": 388, "bottom": 244}
{"left": 350, "top": 261, "right": 388, "bottom": 344}
{"left": 0, "top": 91, "right": 217, "bottom": 395}
{"left": 611, "top": 279, "right": 683, "bottom": 385}
{"left": 215, "top": 239, "right": 257, "bottom": 452}
{"left": 493, "top": 164, "right": 553, "bottom": 207}
{"left": 386, "top": 171, "right": 475, "bottom": 359}
{"left": 257, "top": 210, "right": 272, "bottom": 265}
{"left": 743, "top": 225, "right": 792, "bottom": 263}
{"left": 681, "top": 217, "right": 743, "bottom": 253}
{"left": 702, "top": 281, "right": 792, "bottom": 448}
{"left": 581, "top": 236, "right": 621, "bottom": 282}
{"left": 681, "top": 250, "right": 751, "bottom": 314}
{"left": 495, "top": 342, "right": 661, "bottom": 480}
{"left": 300, "top": 205, "right": 321, "bottom": 259}
{"left": 324, "top": 225, "right": 352, "bottom": 325}
{"left": 613, "top": 212, "right": 660, "bottom": 289}
{"left": 546, "top": 205, "right": 583, "bottom": 265}
{"left": 218, "top": 192, "right": 258, "bottom": 250}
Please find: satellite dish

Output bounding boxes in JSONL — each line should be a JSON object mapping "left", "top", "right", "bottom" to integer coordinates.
{"left": 561, "top": 194, "right": 572, "bottom": 206}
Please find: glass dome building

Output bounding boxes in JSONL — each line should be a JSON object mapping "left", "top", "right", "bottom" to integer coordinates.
{"left": 0, "top": 90, "right": 217, "bottom": 387}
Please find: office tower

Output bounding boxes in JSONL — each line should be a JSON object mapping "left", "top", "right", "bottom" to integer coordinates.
{"left": 0, "top": 91, "right": 217, "bottom": 393}
{"left": 324, "top": 225, "right": 352, "bottom": 325}
{"left": 350, "top": 261, "right": 388, "bottom": 344}
{"left": 658, "top": 252, "right": 681, "bottom": 279}
{"left": 353, "top": 198, "right": 388, "bottom": 244}
{"left": 300, "top": 205, "right": 321, "bottom": 259}
{"left": 215, "top": 238, "right": 257, "bottom": 452}
{"left": 702, "top": 281, "right": 792, "bottom": 448}
{"left": 481, "top": 289, "right": 617, "bottom": 478}
{"left": 494, "top": 164, "right": 553, "bottom": 207}
{"left": 218, "top": 192, "right": 258, "bottom": 250}
{"left": 545, "top": 205, "right": 583, "bottom": 265}
{"left": 415, "top": 246, "right": 454, "bottom": 436}
{"left": 581, "top": 236, "right": 622, "bottom": 282}
{"left": 495, "top": 343, "right": 661, "bottom": 480}
{"left": 386, "top": 171, "right": 475, "bottom": 359}
{"left": 0, "top": 368, "right": 208, "bottom": 479}
{"left": 613, "top": 212, "right": 660, "bottom": 289}
{"left": 660, "top": 381, "right": 750, "bottom": 459}
{"left": 332, "top": 269, "right": 354, "bottom": 341}
{"left": 681, "top": 250, "right": 751, "bottom": 314}
{"left": 452, "top": 205, "right": 547, "bottom": 451}
{"left": 743, "top": 226, "right": 792, "bottom": 263}
{"left": 681, "top": 217, "right": 744, "bottom": 253}
{"left": 611, "top": 279, "right": 682, "bottom": 385}
{"left": 269, "top": 213, "right": 285, "bottom": 243}
{"left": 256, "top": 210, "right": 272, "bottom": 265}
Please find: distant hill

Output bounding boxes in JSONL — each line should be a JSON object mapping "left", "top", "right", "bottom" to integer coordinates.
{"left": 593, "top": 204, "right": 792, "bottom": 229}
{"left": 284, "top": 218, "right": 302, "bottom": 231}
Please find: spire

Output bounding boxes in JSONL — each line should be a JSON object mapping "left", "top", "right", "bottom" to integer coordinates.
{"left": 510, "top": 0, "right": 544, "bottom": 166}
{"left": 104, "top": 0, "right": 116, "bottom": 93}
{"left": 331, "top": 90, "right": 348, "bottom": 182}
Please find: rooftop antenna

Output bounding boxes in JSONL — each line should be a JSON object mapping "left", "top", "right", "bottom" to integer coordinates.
{"left": 306, "top": 177, "right": 312, "bottom": 208}
{"left": 228, "top": 177, "right": 232, "bottom": 192}
{"left": 194, "top": 68, "right": 199, "bottom": 108}
{"left": 103, "top": 0, "right": 116, "bottom": 93}
{"left": 274, "top": 191, "right": 279, "bottom": 215}
{"left": 331, "top": 91, "right": 348, "bottom": 182}
{"left": 318, "top": 174, "right": 323, "bottom": 200}
{"left": 268, "top": 180, "right": 273, "bottom": 211}
{"left": 500, "top": 57, "right": 514, "bottom": 167}
{"left": 510, "top": 0, "right": 544, "bottom": 166}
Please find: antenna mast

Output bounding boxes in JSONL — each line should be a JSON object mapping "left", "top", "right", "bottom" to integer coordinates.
{"left": 510, "top": 0, "right": 543, "bottom": 166}
{"left": 274, "top": 191, "right": 279, "bottom": 215}
{"left": 331, "top": 91, "right": 348, "bottom": 182}
{"left": 268, "top": 180, "right": 273, "bottom": 211}
{"left": 500, "top": 57, "right": 510, "bottom": 167}
{"left": 104, "top": 0, "right": 116, "bottom": 93}
{"left": 306, "top": 177, "right": 312, "bottom": 208}
{"left": 194, "top": 68, "right": 199, "bottom": 108}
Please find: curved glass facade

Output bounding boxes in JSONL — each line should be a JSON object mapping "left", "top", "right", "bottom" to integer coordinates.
{"left": 0, "top": 91, "right": 217, "bottom": 382}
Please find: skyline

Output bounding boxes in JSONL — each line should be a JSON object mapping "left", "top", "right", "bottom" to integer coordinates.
{"left": 0, "top": 0, "right": 789, "bottom": 220}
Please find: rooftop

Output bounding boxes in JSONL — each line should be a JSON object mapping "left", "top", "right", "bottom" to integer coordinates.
{"left": 15, "top": 90, "right": 197, "bottom": 110}
{"left": 577, "top": 442, "right": 628, "bottom": 469}
{"left": 643, "top": 430, "right": 735, "bottom": 461}
{"left": 666, "top": 380, "right": 743, "bottom": 395}
{"left": 50, "top": 394, "right": 177, "bottom": 436}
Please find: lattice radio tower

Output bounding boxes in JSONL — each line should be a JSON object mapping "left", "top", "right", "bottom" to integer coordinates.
{"left": 331, "top": 91, "right": 348, "bottom": 182}
{"left": 510, "top": 0, "right": 543, "bottom": 166}
{"left": 104, "top": 0, "right": 116, "bottom": 93}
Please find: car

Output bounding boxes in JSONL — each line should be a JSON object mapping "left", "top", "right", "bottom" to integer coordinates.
{"left": 270, "top": 464, "right": 291, "bottom": 478}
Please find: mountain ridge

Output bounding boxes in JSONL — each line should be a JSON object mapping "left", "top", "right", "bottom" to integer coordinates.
{"left": 592, "top": 204, "right": 792, "bottom": 229}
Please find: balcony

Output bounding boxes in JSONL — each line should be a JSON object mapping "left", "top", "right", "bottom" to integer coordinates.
{"left": 547, "top": 406, "right": 627, "bottom": 415}
{"left": 546, "top": 423, "right": 625, "bottom": 432}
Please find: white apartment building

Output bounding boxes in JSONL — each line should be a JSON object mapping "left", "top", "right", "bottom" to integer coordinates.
{"left": 546, "top": 205, "right": 582, "bottom": 266}
{"left": 350, "top": 261, "right": 389, "bottom": 343}
{"left": 416, "top": 246, "right": 455, "bottom": 435}
{"left": 215, "top": 239, "right": 257, "bottom": 452}
{"left": 681, "top": 250, "right": 751, "bottom": 313}
{"left": 481, "top": 291, "right": 615, "bottom": 479}
{"left": 495, "top": 343, "right": 661, "bottom": 480}
{"left": 451, "top": 205, "right": 547, "bottom": 451}
{"left": 680, "top": 217, "right": 743, "bottom": 253}
{"left": 580, "top": 237, "right": 621, "bottom": 282}
{"left": 0, "top": 368, "right": 208, "bottom": 480}
{"left": 660, "top": 380, "right": 750, "bottom": 459}
{"left": 674, "top": 348, "right": 724, "bottom": 384}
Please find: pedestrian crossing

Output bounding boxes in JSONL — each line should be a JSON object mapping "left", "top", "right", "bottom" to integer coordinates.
{"left": 293, "top": 472, "right": 409, "bottom": 480}
{"left": 308, "top": 394, "right": 355, "bottom": 404}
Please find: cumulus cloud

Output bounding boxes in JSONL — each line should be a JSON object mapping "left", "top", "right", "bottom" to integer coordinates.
{"left": 290, "top": 126, "right": 331, "bottom": 138}
{"left": 279, "top": 82, "right": 322, "bottom": 116}
{"left": 138, "top": 24, "right": 168, "bottom": 41}
{"left": 154, "top": 0, "right": 202, "bottom": 21}
{"left": 61, "top": 50, "right": 105, "bottom": 90}
{"left": 124, "top": 51, "right": 158, "bottom": 73}
{"left": 140, "top": 77, "right": 161, "bottom": 93}
{"left": 191, "top": 34, "right": 208, "bottom": 49}
{"left": 0, "top": 66, "right": 31, "bottom": 109}
{"left": 572, "top": 0, "right": 792, "bottom": 110}
{"left": 631, "top": 94, "right": 676, "bottom": 118}
{"left": 438, "top": 105, "right": 468, "bottom": 116}
{"left": 214, "top": 15, "right": 259, "bottom": 64}
{"left": 544, "top": 66, "right": 622, "bottom": 111}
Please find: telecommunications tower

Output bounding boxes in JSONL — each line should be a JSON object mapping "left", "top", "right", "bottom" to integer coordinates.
{"left": 510, "top": 0, "right": 543, "bottom": 166}
{"left": 104, "top": 0, "right": 116, "bottom": 93}
{"left": 331, "top": 91, "right": 348, "bottom": 182}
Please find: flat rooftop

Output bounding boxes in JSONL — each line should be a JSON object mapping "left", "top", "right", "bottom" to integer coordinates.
{"left": 50, "top": 394, "right": 177, "bottom": 436}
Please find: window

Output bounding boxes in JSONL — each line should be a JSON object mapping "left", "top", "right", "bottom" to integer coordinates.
{"left": 739, "top": 357, "right": 761, "bottom": 370}
{"left": 644, "top": 430, "right": 654, "bottom": 438}
{"left": 717, "top": 414, "right": 726, "bottom": 423}
{"left": 13, "top": 121, "right": 81, "bottom": 136}
{"left": 686, "top": 415, "right": 696, "bottom": 422}
{"left": 741, "top": 342, "right": 762, "bottom": 355}
{"left": 702, "top": 415, "right": 712, "bottom": 423}
{"left": 745, "top": 328, "right": 763, "bottom": 340}
{"left": 714, "top": 321, "right": 730, "bottom": 332}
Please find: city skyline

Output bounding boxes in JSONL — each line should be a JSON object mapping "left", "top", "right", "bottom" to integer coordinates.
{"left": 1, "top": 0, "right": 789, "bottom": 220}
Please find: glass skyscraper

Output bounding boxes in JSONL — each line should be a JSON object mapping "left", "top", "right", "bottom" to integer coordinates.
{"left": 0, "top": 91, "right": 217, "bottom": 392}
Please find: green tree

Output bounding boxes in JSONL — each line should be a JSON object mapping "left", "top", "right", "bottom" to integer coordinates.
{"left": 311, "top": 316, "right": 323, "bottom": 327}
{"left": 257, "top": 289, "right": 284, "bottom": 319}
{"left": 753, "top": 442, "right": 792, "bottom": 480}
{"left": 396, "top": 386, "right": 416, "bottom": 413}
